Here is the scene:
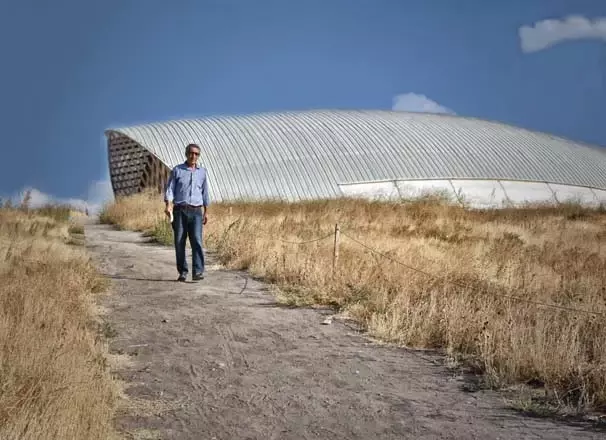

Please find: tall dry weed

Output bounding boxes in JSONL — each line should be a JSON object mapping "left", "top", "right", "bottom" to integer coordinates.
{"left": 0, "top": 207, "right": 118, "bottom": 439}
{"left": 102, "top": 191, "right": 606, "bottom": 411}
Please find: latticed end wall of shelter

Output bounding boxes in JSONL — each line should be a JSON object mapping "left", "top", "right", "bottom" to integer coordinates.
{"left": 107, "top": 132, "right": 171, "bottom": 197}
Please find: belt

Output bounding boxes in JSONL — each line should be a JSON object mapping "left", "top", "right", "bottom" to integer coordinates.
{"left": 174, "top": 204, "right": 202, "bottom": 210}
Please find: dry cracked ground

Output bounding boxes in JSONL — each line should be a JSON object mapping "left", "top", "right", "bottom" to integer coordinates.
{"left": 85, "top": 221, "right": 605, "bottom": 440}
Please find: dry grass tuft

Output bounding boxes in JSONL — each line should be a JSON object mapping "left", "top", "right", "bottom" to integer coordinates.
{"left": 102, "top": 190, "right": 606, "bottom": 412}
{"left": 0, "top": 205, "right": 119, "bottom": 439}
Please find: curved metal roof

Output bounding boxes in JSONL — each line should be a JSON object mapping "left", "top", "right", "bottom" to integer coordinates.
{"left": 105, "top": 109, "right": 606, "bottom": 202}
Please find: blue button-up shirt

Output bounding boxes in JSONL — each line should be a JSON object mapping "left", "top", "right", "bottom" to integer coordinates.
{"left": 164, "top": 162, "right": 210, "bottom": 207}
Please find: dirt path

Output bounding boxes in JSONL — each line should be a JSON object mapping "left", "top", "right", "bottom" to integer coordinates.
{"left": 86, "top": 222, "right": 602, "bottom": 440}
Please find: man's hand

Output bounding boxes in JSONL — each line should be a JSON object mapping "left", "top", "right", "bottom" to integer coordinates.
{"left": 164, "top": 202, "right": 173, "bottom": 221}
{"left": 203, "top": 213, "right": 208, "bottom": 225}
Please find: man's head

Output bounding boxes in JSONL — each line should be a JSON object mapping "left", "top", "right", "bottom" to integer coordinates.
{"left": 185, "top": 143, "right": 201, "bottom": 166}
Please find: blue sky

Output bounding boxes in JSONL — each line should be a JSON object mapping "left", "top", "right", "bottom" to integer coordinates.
{"left": 0, "top": 0, "right": 605, "bottom": 209}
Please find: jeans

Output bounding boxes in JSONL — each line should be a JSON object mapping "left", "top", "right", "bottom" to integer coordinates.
{"left": 172, "top": 207, "right": 204, "bottom": 276}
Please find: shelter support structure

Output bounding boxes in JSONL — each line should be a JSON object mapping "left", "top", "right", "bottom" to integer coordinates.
{"left": 337, "top": 178, "right": 606, "bottom": 209}
{"left": 107, "top": 132, "right": 170, "bottom": 197}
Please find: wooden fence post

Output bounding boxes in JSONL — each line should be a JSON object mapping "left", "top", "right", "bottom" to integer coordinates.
{"left": 332, "top": 223, "right": 340, "bottom": 278}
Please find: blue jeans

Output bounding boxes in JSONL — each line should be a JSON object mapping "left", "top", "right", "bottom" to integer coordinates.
{"left": 172, "top": 207, "right": 204, "bottom": 276}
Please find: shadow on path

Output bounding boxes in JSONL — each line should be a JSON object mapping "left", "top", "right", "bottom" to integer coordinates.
{"left": 109, "top": 275, "right": 202, "bottom": 284}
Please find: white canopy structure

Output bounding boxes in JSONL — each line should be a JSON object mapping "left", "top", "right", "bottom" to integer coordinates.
{"left": 105, "top": 109, "right": 606, "bottom": 208}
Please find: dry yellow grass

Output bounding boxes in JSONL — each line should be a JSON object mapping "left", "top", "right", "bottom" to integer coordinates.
{"left": 102, "top": 190, "right": 606, "bottom": 412}
{"left": 0, "top": 206, "right": 119, "bottom": 439}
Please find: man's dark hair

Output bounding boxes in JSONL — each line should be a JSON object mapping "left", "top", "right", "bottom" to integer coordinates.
{"left": 185, "top": 143, "right": 201, "bottom": 154}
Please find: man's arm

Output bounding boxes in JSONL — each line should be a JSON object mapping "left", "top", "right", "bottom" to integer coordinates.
{"left": 201, "top": 171, "right": 210, "bottom": 223}
{"left": 164, "top": 168, "right": 176, "bottom": 213}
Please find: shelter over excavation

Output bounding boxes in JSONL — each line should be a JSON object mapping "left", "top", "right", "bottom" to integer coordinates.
{"left": 105, "top": 109, "right": 606, "bottom": 208}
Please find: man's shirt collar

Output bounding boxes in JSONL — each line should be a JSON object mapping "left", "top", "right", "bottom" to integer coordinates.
{"left": 180, "top": 161, "right": 200, "bottom": 169}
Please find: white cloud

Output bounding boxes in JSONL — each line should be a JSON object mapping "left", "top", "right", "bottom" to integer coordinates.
{"left": 8, "top": 179, "right": 114, "bottom": 215}
{"left": 18, "top": 188, "right": 52, "bottom": 208}
{"left": 519, "top": 15, "right": 606, "bottom": 53}
{"left": 392, "top": 93, "right": 455, "bottom": 115}
{"left": 86, "top": 179, "right": 115, "bottom": 213}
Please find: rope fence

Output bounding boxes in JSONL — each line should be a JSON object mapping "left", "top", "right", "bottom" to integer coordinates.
{"left": 276, "top": 233, "right": 335, "bottom": 245}
{"left": 273, "top": 222, "right": 605, "bottom": 318}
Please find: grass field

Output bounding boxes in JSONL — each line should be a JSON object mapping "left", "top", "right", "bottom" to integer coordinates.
{"left": 0, "top": 203, "right": 119, "bottom": 439}
{"left": 101, "top": 190, "right": 606, "bottom": 413}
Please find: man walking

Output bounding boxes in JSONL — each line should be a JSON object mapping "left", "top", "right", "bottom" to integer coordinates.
{"left": 164, "top": 143, "right": 210, "bottom": 282}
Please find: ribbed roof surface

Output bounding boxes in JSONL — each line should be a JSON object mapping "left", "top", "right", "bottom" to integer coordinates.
{"left": 106, "top": 109, "right": 606, "bottom": 202}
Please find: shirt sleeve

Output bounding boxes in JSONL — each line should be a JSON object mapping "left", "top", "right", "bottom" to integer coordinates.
{"left": 164, "top": 168, "right": 176, "bottom": 202}
{"left": 202, "top": 171, "right": 210, "bottom": 207}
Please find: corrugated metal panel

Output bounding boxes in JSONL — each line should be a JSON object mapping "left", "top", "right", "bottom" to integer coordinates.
{"left": 105, "top": 109, "right": 606, "bottom": 202}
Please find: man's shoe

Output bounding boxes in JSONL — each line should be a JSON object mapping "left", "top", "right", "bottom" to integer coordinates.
{"left": 177, "top": 274, "right": 187, "bottom": 282}
{"left": 192, "top": 273, "right": 204, "bottom": 281}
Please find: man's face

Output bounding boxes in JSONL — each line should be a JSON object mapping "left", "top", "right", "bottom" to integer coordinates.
{"left": 186, "top": 147, "right": 200, "bottom": 165}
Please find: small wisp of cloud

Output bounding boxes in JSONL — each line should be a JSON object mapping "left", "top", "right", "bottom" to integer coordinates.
{"left": 86, "top": 179, "right": 115, "bottom": 213}
{"left": 392, "top": 93, "right": 455, "bottom": 115}
{"left": 519, "top": 15, "right": 606, "bottom": 53}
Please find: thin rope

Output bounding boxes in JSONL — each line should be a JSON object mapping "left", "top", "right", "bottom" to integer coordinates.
{"left": 277, "top": 232, "right": 334, "bottom": 245}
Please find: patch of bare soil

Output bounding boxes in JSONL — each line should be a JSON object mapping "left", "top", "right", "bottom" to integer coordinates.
{"left": 85, "top": 222, "right": 603, "bottom": 440}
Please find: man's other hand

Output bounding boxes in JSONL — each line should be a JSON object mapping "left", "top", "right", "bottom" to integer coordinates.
{"left": 203, "top": 213, "right": 208, "bottom": 225}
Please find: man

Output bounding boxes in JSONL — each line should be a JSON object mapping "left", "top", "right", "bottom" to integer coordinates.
{"left": 164, "top": 143, "right": 210, "bottom": 282}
